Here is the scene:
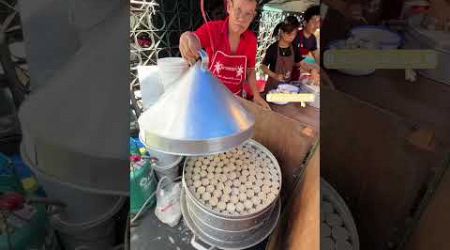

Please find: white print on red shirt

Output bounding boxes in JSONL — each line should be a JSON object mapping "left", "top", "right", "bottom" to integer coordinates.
{"left": 209, "top": 51, "right": 247, "bottom": 93}
{"left": 213, "top": 63, "right": 244, "bottom": 77}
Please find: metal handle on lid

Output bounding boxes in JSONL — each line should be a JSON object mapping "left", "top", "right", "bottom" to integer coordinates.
{"left": 198, "top": 49, "right": 209, "bottom": 71}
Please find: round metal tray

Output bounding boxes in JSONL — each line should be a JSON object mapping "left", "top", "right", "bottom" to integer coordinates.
{"left": 181, "top": 189, "right": 281, "bottom": 250}
{"left": 182, "top": 139, "right": 282, "bottom": 219}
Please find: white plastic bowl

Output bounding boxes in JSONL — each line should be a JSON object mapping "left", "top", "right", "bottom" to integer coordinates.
{"left": 278, "top": 83, "right": 300, "bottom": 93}
{"left": 157, "top": 57, "right": 188, "bottom": 90}
{"left": 137, "top": 65, "right": 164, "bottom": 109}
{"left": 327, "top": 40, "right": 376, "bottom": 76}
{"left": 350, "top": 25, "right": 402, "bottom": 49}
{"left": 268, "top": 84, "right": 300, "bottom": 105}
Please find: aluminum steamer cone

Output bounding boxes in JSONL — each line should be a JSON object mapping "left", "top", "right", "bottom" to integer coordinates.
{"left": 138, "top": 50, "right": 255, "bottom": 155}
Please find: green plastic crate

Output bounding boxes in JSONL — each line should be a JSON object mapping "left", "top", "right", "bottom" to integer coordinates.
{"left": 130, "top": 160, "right": 157, "bottom": 214}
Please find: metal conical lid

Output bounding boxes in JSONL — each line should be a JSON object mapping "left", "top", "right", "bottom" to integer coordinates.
{"left": 138, "top": 50, "right": 255, "bottom": 155}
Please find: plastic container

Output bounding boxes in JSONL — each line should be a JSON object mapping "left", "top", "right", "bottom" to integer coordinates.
{"left": 50, "top": 196, "right": 125, "bottom": 250}
{"left": 137, "top": 133, "right": 183, "bottom": 180}
{"left": 137, "top": 65, "right": 164, "bottom": 109}
{"left": 149, "top": 150, "right": 183, "bottom": 181}
{"left": 303, "top": 84, "right": 320, "bottom": 109}
{"left": 267, "top": 84, "right": 300, "bottom": 105}
{"left": 23, "top": 155, "right": 124, "bottom": 225}
{"left": 349, "top": 25, "right": 402, "bottom": 49}
{"left": 326, "top": 40, "right": 376, "bottom": 76}
{"left": 157, "top": 57, "right": 188, "bottom": 90}
{"left": 278, "top": 83, "right": 300, "bottom": 93}
{"left": 130, "top": 159, "right": 157, "bottom": 214}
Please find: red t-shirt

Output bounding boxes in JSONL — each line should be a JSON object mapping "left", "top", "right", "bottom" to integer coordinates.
{"left": 194, "top": 19, "right": 257, "bottom": 95}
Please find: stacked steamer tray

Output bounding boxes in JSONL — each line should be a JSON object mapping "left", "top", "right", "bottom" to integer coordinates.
{"left": 181, "top": 139, "right": 282, "bottom": 249}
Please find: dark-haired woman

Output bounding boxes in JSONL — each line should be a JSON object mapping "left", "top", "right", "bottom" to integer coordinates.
{"left": 260, "top": 17, "right": 303, "bottom": 92}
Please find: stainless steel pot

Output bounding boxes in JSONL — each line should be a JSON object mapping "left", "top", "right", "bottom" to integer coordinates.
{"left": 184, "top": 183, "right": 275, "bottom": 231}
{"left": 186, "top": 196, "right": 273, "bottom": 242}
{"left": 181, "top": 139, "right": 282, "bottom": 249}
{"left": 181, "top": 189, "right": 281, "bottom": 250}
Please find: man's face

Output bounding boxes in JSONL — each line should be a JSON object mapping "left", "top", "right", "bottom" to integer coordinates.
{"left": 306, "top": 15, "right": 320, "bottom": 34}
{"left": 227, "top": 0, "right": 257, "bottom": 34}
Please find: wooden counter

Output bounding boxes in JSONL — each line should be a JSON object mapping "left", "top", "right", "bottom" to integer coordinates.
{"left": 239, "top": 98, "right": 318, "bottom": 196}
{"left": 321, "top": 69, "right": 450, "bottom": 249}
{"left": 269, "top": 103, "right": 320, "bottom": 134}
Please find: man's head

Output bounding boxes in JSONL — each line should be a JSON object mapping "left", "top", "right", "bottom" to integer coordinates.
{"left": 227, "top": 0, "right": 257, "bottom": 35}
{"left": 303, "top": 5, "right": 320, "bottom": 34}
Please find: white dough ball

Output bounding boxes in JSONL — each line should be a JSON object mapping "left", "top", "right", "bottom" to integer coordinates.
{"left": 217, "top": 201, "right": 226, "bottom": 211}
{"left": 244, "top": 200, "right": 253, "bottom": 210}
{"left": 227, "top": 203, "right": 236, "bottom": 213}
{"left": 197, "top": 186, "right": 206, "bottom": 194}
{"left": 201, "top": 178, "right": 209, "bottom": 186}
{"left": 239, "top": 193, "right": 247, "bottom": 202}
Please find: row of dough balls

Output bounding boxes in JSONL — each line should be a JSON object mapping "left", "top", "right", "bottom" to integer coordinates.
{"left": 184, "top": 144, "right": 281, "bottom": 215}
{"left": 186, "top": 145, "right": 273, "bottom": 166}
{"left": 185, "top": 146, "right": 280, "bottom": 184}
{"left": 188, "top": 184, "right": 279, "bottom": 215}
{"left": 185, "top": 168, "right": 280, "bottom": 186}
{"left": 186, "top": 159, "right": 276, "bottom": 176}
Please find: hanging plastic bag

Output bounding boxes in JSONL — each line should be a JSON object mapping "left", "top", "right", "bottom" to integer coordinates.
{"left": 154, "top": 176, "right": 182, "bottom": 227}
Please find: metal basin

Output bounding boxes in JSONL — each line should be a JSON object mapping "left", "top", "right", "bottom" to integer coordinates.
{"left": 181, "top": 189, "right": 281, "bottom": 250}
{"left": 184, "top": 183, "right": 275, "bottom": 231}
{"left": 182, "top": 139, "right": 282, "bottom": 232}
{"left": 187, "top": 195, "right": 273, "bottom": 242}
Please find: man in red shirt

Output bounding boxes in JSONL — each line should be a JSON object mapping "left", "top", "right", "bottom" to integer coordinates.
{"left": 179, "top": 0, "right": 270, "bottom": 109}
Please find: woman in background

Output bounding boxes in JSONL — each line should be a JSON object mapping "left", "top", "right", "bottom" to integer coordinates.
{"left": 260, "top": 16, "right": 303, "bottom": 92}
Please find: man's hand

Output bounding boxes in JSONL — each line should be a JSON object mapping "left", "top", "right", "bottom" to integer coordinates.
{"left": 253, "top": 94, "right": 271, "bottom": 110}
{"left": 179, "top": 32, "right": 201, "bottom": 65}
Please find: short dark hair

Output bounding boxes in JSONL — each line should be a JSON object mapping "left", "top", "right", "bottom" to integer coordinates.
{"left": 303, "top": 5, "right": 320, "bottom": 23}
{"left": 285, "top": 15, "right": 300, "bottom": 28}
{"left": 273, "top": 16, "right": 300, "bottom": 37}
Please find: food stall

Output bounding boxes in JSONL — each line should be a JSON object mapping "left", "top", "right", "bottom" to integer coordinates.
{"left": 129, "top": 0, "right": 323, "bottom": 249}
{"left": 130, "top": 49, "right": 320, "bottom": 249}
